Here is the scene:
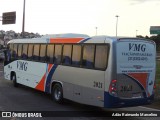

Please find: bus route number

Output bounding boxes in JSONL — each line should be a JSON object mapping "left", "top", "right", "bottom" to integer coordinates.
{"left": 120, "top": 85, "right": 132, "bottom": 92}
{"left": 93, "top": 81, "right": 103, "bottom": 88}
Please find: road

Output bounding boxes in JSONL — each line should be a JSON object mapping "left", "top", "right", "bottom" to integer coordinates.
{"left": 0, "top": 63, "right": 160, "bottom": 120}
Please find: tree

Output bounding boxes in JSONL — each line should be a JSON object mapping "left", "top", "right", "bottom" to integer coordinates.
{"left": 150, "top": 35, "right": 160, "bottom": 51}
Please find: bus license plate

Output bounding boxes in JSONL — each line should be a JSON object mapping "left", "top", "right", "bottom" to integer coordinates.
{"left": 132, "top": 93, "right": 142, "bottom": 98}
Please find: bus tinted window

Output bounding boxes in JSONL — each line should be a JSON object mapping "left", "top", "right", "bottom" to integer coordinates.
{"left": 82, "top": 45, "right": 95, "bottom": 68}
{"left": 63, "top": 45, "right": 72, "bottom": 65}
{"left": 28, "top": 44, "right": 34, "bottom": 60}
{"left": 10, "top": 43, "right": 14, "bottom": 59}
{"left": 12, "top": 44, "right": 18, "bottom": 59}
{"left": 33, "top": 44, "right": 40, "bottom": 61}
{"left": 95, "top": 45, "right": 108, "bottom": 70}
{"left": 46, "top": 44, "right": 54, "bottom": 63}
{"left": 22, "top": 44, "right": 28, "bottom": 59}
{"left": 9, "top": 43, "right": 13, "bottom": 50}
{"left": 40, "top": 44, "right": 46, "bottom": 62}
{"left": 72, "top": 45, "right": 81, "bottom": 67}
{"left": 54, "top": 45, "right": 62, "bottom": 64}
{"left": 18, "top": 44, "right": 23, "bottom": 58}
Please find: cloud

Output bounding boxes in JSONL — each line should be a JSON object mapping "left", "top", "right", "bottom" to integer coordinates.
{"left": 129, "top": 0, "right": 160, "bottom": 5}
{"left": 131, "top": 0, "right": 159, "bottom": 2}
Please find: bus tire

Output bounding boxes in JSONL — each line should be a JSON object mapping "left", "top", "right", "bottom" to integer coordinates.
{"left": 11, "top": 73, "right": 18, "bottom": 87}
{"left": 51, "top": 83, "right": 63, "bottom": 103}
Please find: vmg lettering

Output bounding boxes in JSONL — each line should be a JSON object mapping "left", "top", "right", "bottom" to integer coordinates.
{"left": 17, "top": 61, "right": 28, "bottom": 71}
{"left": 129, "top": 43, "right": 146, "bottom": 52}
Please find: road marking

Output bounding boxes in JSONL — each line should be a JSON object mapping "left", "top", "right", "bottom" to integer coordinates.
{"left": 139, "top": 106, "right": 160, "bottom": 111}
{"left": 0, "top": 71, "right": 3, "bottom": 72}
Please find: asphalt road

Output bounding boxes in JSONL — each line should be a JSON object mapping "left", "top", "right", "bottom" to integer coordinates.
{"left": 0, "top": 62, "right": 160, "bottom": 120}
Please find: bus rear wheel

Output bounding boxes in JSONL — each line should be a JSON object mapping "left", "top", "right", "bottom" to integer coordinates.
{"left": 51, "top": 83, "right": 63, "bottom": 103}
{"left": 11, "top": 73, "right": 18, "bottom": 87}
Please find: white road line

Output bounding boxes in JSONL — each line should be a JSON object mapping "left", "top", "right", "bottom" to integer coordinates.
{"left": 139, "top": 106, "right": 160, "bottom": 111}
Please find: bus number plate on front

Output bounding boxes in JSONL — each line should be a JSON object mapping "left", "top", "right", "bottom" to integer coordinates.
{"left": 120, "top": 85, "right": 132, "bottom": 92}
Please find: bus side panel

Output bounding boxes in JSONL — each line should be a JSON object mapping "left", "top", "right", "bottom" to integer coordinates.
{"left": 17, "top": 61, "right": 47, "bottom": 89}
{"left": 4, "top": 59, "right": 105, "bottom": 108}
{"left": 4, "top": 63, "right": 12, "bottom": 81}
{"left": 53, "top": 66, "right": 105, "bottom": 107}
{"left": 4, "top": 60, "right": 47, "bottom": 90}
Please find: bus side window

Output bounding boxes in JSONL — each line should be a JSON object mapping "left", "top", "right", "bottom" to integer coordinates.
{"left": 10, "top": 43, "right": 14, "bottom": 60}
{"left": 18, "top": 44, "right": 22, "bottom": 59}
{"left": 10, "top": 43, "right": 13, "bottom": 51}
{"left": 28, "top": 44, "right": 34, "bottom": 60}
{"left": 82, "top": 45, "right": 95, "bottom": 69}
{"left": 46, "top": 44, "right": 54, "bottom": 63}
{"left": 33, "top": 44, "right": 40, "bottom": 61}
{"left": 40, "top": 44, "right": 46, "bottom": 62}
{"left": 12, "top": 44, "right": 18, "bottom": 59}
{"left": 95, "top": 45, "right": 108, "bottom": 70}
{"left": 22, "top": 44, "right": 28, "bottom": 59}
{"left": 62, "top": 45, "right": 72, "bottom": 65}
{"left": 72, "top": 45, "right": 81, "bottom": 67}
{"left": 54, "top": 44, "right": 62, "bottom": 64}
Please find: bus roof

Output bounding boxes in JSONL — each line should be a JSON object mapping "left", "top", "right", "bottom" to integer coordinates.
{"left": 7, "top": 34, "right": 154, "bottom": 44}
{"left": 41, "top": 33, "right": 90, "bottom": 38}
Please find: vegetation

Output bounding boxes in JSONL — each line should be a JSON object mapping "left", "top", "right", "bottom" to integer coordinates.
{"left": 137, "top": 34, "right": 160, "bottom": 51}
{"left": 155, "top": 60, "right": 160, "bottom": 100}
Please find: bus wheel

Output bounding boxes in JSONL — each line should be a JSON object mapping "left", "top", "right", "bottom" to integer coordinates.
{"left": 51, "top": 83, "right": 63, "bottom": 103}
{"left": 12, "top": 73, "right": 18, "bottom": 87}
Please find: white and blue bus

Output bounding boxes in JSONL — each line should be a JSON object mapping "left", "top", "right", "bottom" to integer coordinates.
{"left": 4, "top": 33, "right": 156, "bottom": 108}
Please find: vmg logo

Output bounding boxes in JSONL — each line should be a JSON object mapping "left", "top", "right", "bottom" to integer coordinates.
{"left": 129, "top": 43, "right": 146, "bottom": 52}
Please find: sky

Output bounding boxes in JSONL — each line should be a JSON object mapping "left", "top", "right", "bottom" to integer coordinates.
{"left": 0, "top": 0, "right": 160, "bottom": 37}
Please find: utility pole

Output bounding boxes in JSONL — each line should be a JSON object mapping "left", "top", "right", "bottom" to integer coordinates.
{"left": 115, "top": 15, "right": 119, "bottom": 37}
{"left": 22, "top": 0, "right": 26, "bottom": 38}
{"left": 95, "top": 27, "right": 98, "bottom": 36}
{"left": 136, "top": 30, "right": 138, "bottom": 37}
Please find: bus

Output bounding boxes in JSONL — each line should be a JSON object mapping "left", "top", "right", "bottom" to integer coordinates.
{"left": 3, "top": 33, "right": 156, "bottom": 108}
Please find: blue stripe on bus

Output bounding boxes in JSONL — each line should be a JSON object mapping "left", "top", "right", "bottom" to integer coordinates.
{"left": 45, "top": 64, "right": 58, "bottom": 93}
{"left": 79, "top": 38, "right": 91, "bottom": 43}
{"left": 104, "top": 92, "right": 154, "bottom": 108}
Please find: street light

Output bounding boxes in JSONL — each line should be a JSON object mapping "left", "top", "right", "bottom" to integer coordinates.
{"left": 22, "top": 0, "right": 26, "bottom": 38}
{"left": 136, "top": 30, "right": 138, "bottom": 37}
{"left": 115, "top": 15, "right": 119, "bottom": 37}
{"left": 95, "top": 27, "right": 98, "bottom": 36}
